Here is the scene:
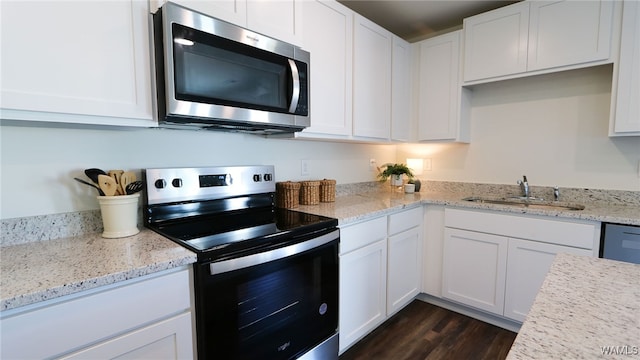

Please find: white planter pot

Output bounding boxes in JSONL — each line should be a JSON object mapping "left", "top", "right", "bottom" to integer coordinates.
{"left": 390, "top": 175, "right": 403, "bottom": 186}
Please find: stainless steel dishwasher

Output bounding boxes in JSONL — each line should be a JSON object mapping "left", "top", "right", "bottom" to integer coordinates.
{"left": 600, "top": 223, "right": 640, "bottom": 264}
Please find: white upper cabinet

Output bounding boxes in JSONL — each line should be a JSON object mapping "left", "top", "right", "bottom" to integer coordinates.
{"left": 168, "top": 0, "right": 247, "bottom": 25}
{"left": 464, "top": 0, "right": 615, "bottom": 83}
{"left": 416, "top": 31, "right": 469, "bottom": 142}
{"left": 463, "top": 2, "right": 530, "bottom": 82}
{"left": 247, "top": 0, "right": 303, "bottom": 46}
{"left": 352, "top": 14, "right": 392, "bottom": 141}
{"left": 391, "top": 36, "right": 412, "bottom": 142}
{"left": 611, "top": 0, "right": 640, "bottom": 136}
{"left": 169, "top": 0, "right": 302, "bottom": 45}
{"left": 527, "top": 0, "right": 614, "bottom": 71}
{"left": 0, "top": 0, "right": 154, "bottom": 127}
{"left": 295, "top": 0, "right": 353, "bottom": 138}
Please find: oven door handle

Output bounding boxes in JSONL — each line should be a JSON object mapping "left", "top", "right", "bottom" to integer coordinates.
{"left": 210, "top": 229, "right": 338, "bottom": 275}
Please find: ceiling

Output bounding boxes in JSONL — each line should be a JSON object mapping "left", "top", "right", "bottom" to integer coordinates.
{"left": 337, "top": 0, "right": 519, "bottom": 42}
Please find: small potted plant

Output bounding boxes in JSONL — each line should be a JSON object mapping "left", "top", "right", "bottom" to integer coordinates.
{"left": 377, "top": 163, "right": 414, "bottom": 186}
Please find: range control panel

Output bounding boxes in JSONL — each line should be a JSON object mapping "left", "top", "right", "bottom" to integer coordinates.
{"left": 144, "top": 165, "right": 275, "bottom": 205}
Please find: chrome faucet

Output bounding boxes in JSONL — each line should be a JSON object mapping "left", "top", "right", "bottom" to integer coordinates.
{"left": 517, "top": 175, "right": 530, "bottom": 198}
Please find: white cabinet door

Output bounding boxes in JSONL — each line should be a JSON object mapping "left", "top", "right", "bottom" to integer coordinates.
{"left": 0, "top": 1, "right": 154, "bottom": 127}
{"left": 391, "top": 36, "right": 412, "bottom": 142}
{"left": 504, "top": 238, "right": 593, "bottom": 322}
{"left": 352, "top": 14, "right": 392, "bottom": 140}
{"left": 339, "top": 239, "right": 387, "bottom": 353}
{"left": 528, "top": 0, "right": 614, "bottom": 71}
{"left": 612, "top": 0, "right": 640, "bottom": 135}
{"left": 387, "top": 226, "right": 422, "bottom": 315}
{"left": 463, "top": 2, "right": 530, "bottom": 82}
{"left": 61, "top": 312, "right": 193, "bottom": 360}
{"left": 423, "top": 205, "right": 445, "bottom": 297}
{"left": 169, "top": 0, "right": 247, "bottom": 25}
{"left": 247, "top": 0, "right": 303, "bottom": 46}
{"left": 442, "top": 228, "right": 508, "bottom": 315}
{"left": 297, "top": 0, "right": 353, "bottom": 137}
{"left": 417, "top": 31, "right": 468, "bottom": 142}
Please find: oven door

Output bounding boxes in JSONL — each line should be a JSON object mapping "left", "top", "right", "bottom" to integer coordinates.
{"left": 194, "top": 229, "right": 339, "bottom": 360}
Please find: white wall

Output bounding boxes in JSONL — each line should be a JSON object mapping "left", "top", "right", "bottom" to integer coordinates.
{"left": 0, "top": 126, "right": 395, "bottom": 219}
{"left": 2, "top": 65, "right": 639, "bottom": 220}
{"left": 399, "top": 65, "right": 640, "bottom": 191}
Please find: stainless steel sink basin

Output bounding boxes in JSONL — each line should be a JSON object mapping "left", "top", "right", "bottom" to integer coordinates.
{"left": 462, "top": 196, "right": 585, "bottom": 211}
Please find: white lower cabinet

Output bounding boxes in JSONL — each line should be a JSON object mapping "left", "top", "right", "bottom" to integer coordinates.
{"left": 387, "top": 207, "right": 423, "bottom": 315}
{"left": 442, "top": 228, "right": 508, "bottom": 315}
{"left": 339, "top": 216, "right": 387, "bottom": 354}
{"left": 339, "top": 206, "right": 422, "bottom": 353}
{"left": 504, "top": 238, "right": 592, "bottom": 322}
{"left": 0, "top": 267, "right": 194, "bottom": 360}
{"left": 442, "top": 208, "right": 599, "bottom": 323}
{"left": 61, "top": 312, "right": 193, "bottom": 360}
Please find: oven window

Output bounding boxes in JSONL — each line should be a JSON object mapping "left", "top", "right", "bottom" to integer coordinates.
{"left": 171, "top": 23, "right": 290, "bottom": 113}
{"left": 194, "top": 239, "right": 338, "bottom": 360}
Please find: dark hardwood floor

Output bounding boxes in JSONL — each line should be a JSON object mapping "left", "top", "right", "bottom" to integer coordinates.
{"left": 339, "top": 300, "right": 517, "bottom": 360}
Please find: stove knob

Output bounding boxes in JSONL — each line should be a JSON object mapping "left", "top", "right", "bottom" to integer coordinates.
{"left": 264, "top": 173, "right": 272, "bottom": 182}
{"left": 154, "top": 179, "right": 166, "bottom": 189}
{"left": 253, "top": 174, "right": 262, "bottom": 182}
{"left": 172, "top": 178, "right": 183, "bottom": 188}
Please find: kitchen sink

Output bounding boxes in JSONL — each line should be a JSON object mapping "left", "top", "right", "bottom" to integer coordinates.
{"left": 462, "top": 196, "right": 585, "bottom": 211}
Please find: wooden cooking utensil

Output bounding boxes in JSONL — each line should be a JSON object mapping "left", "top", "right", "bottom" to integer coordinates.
{"left": 108, "top": 170, "right": 124, "bottom": 195}
{"left": 120, "top": 171, "right": 136, "bottom": 194}
{"left": 98, "top": 174, "right": 118, "bottom": 196}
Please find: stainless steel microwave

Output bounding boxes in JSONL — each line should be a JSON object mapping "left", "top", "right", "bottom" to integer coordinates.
{"left": 151, "top": 2, "right": 310, "bottom": 133}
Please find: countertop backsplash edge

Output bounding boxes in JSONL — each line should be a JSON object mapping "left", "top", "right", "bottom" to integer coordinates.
{"left": 2, "top": 181, "right": 638, "bottom": 247}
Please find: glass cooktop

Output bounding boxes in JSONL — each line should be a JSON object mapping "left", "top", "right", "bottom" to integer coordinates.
{"left": 149, "top": 207, "right": 337, "bottom": 260}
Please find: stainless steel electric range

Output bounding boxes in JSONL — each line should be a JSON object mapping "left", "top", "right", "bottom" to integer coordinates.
{"left": 143, "top": 165, "right": 339, "bottom": 360}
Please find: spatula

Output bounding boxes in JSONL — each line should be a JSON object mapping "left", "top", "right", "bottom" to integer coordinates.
{"left": 108, "top": 170, "right": 124, "bottom": 195}
{"left": 120, "top": 171, "right": 136, "bottom": 193}
{"left": 98, "top": 174, "right": 118, "bottom": 196}
{"left": 125, "top": 181, "right": 144, "bottom": 195}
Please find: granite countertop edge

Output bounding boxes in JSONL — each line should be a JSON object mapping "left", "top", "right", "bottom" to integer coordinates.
{"left": 1, "top": 230, "right": 197, "bottom": 312}
{"left": 297, "top": 190, "right": 640, "bottom": 227}
{"left": 2, "top": 189, "right": 638, "bottom": 313}
{"left": 506, "top": 253, "right": 640, "bottom": 359}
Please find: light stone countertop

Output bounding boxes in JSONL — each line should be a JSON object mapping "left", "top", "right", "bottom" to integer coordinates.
{"left": 296, "top": 187, "right": 640, "bottom": 227}
{"left": 507, "top": 253, "right": 640, "bottom": 359}
{"left": 1, "top": 184, "right": 637, "bottom": 313}
{"left": 0, "top": 229, "right": 196, "bottom": 311}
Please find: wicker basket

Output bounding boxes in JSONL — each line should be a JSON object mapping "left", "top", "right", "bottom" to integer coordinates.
{"left": 299, "top": 180, "right": 320, "bottom": 205}
{"left": 276, "top": 181, "right": 300, "bottom": 208}
{"left": 320, "top": 179, "right": 336, "bottom": 202}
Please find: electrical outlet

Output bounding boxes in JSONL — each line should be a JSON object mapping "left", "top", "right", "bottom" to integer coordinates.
{"left": 424, "top": 158, "right": 432, "bottom": 171}
{"left": 369, "top": 159, "right": 377, "bottom": 171}
{"left": 301, "top": 159, "right": 309, "bottom": 176}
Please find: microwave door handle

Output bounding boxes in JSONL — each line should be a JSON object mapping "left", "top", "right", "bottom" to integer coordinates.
{"left": 287, "top": 59, "right": 300, "bottom": 113}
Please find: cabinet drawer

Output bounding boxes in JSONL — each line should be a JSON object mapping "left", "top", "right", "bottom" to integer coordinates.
{"left": 388, "top": 207, "right": 422, "bottom": 235}
{"left": 340, "top": 216, "right": 387, "bottom": 254}
{"left": 445, "top": 208, "right": 598, "bottom": 249}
